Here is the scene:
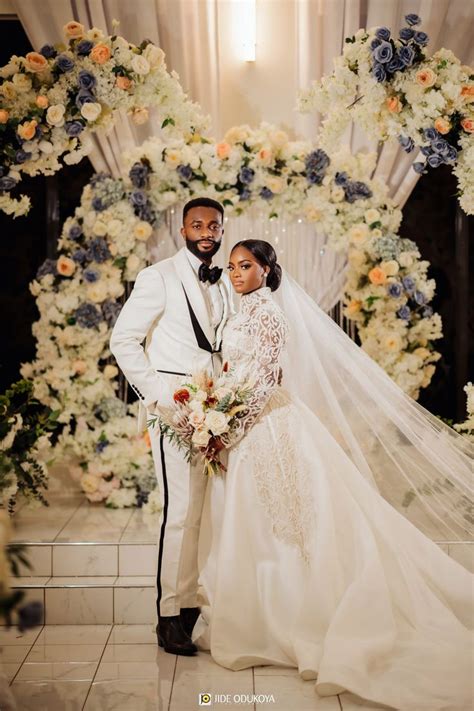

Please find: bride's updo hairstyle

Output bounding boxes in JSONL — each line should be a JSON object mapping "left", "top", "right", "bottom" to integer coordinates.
{"left": 231, "top": 239, "right": 282, "bottom": 291}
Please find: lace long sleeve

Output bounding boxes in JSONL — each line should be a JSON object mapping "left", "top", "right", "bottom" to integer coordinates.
{"left": 226, "top": 301, "right": 288, "bottom": 447}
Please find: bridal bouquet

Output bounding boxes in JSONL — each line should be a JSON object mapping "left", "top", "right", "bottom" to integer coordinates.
{"left": 147, "top": 367, "right": 253, "bottom": 476}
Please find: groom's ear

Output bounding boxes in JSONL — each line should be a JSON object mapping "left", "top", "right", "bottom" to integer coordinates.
{"left": 180, "top": 226, "right": 186, "bottom": 240}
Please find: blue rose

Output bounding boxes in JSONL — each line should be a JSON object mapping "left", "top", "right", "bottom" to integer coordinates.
{"left": 86, "top": 237, "right": 111, "bottom": 263}
{"left": 40, "top": 44, "right": 57, "bottom": 59}
{"left": 239, "top": 187, "right": 251, "bottom": 201}
{"left": 344, "top": 180, "right": 373, "bottom": 203}
{"left": 399, "top": 45, "right": 415, "bottom": 67}
{"left": 402, "top": 276, "right": 416, "bottom": 293}
{"left": 102, "top": 300, "right": 122, "bottom": 327}
{"left": 405, "top": 14, "right": 421, "bottom": 26}
{"left": 423, "top": 127, "right": 439, "bottom": 142}
{"left": 372, "top": 41, "right": 393, "bottom": 64}
{"left": 239, "top": 166, "right": 255, "bottom": 185}
{"left": 65, "top": 120, "right": 84, "bottom": 137}
{"left": 387, "top": 54, "right": 405, "bottom": 73}
{"left": 75, "top": 90, "right": 95, "bottom": 109}
{"left": 260, "top": 187, "right": 274, "bottom": 200}
{"left": 397, "top": 305, "right": 411, "bottom": 320}
{"left": 431, "top": 138, "right": 449, "bottom": 156}
{"left": 414, "top": 290, "right": 426, "bottom": 305}
{"left": 15, "top": 149, "right": 32, "bottom": 164}
{"left": 92, "top": 197, "right": 105, "bottom": 211}
{"left": 335, "top": 171, "right": 349, "bottom": 186}
{"left": 78, "top": 69, "right": 97, "bottom": 91}
{"left": 76, "top": 40, "right": 94, "bottom": 56}
{"left": 445, "top": 145, "right": 458, "bottom": 162}
{"left": 36, "top": 258, "right": 57, "bottom": 279}
{"left": 370, "top": 38, "right": 381, "bottom": 50}
{"left": 398, "top": 135, "right": 414, "bottom": 153}
{"left": 427, "top": 153, "right": 443, "bottom": 168}
{"left": 137, "top": 204, "right": 156, "bottom": 223}
{"left": 387, "top": 282, "right": 403, "bottom": 298}
{"left": 72, "top": 248, "right": 88, "bottom": 265}
{"left": 372, "top": 63, "right": 387, "bottom": 83}
{"left": 84, "top": 268, "right": 100, "bottom": 283}
{"left": 420, "top": 145, "right": 433, "bottom": 157}
{"left": 375, "top": 27, "right": 391, "bottom": 42}
{"left": 130, "top": 190, "right": 147, "bottom": 207}
{"left": 56, "top": 53, "right": 75, "bottom": 72}
{"left": 0, "top": 176, "right": 17, "bottom": 191}
{"left": 177, "top": 164, "right": 193, "bottom": 181}
{"left": 129, "top": 161, "right": 149, "bottom": 188}
{"left": 305, "top": 148, "right": 330, "bottom": 174}
{"left": 74, "top": 302, "right": 103, "bottom": 329}
{"left": 422, "top": 306, "right": 433, "bottom": 318}
{"left": 69, "top": 224, "right": 82, "bottom": 240}
{"left": 95, "top": 439, "right": 110, "bottom": 453}
{"left": 399, "top": 27, "right": 415, "bottom": 40}
{"left": 413, "top": 162, "right": 426, "bottom": 174}
{"left": 413, "top": 31, "right": 429, "bottom": 46}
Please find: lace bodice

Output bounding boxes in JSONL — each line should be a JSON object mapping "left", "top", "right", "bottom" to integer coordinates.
{"left": 221, "top": 287, "right": 289, "bottom": 446}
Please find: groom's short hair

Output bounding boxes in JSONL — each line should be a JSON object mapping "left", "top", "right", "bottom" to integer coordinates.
{"left": 183, "top": 197, "right": 224, "bottom": 222}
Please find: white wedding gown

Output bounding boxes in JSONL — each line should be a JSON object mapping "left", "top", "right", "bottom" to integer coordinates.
{"left": 195, "top": 286, "right": 473, "bottom": 711}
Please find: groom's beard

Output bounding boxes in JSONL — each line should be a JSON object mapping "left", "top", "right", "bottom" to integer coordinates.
{"left": 185, "top": 237, "right": 221, "bottom": 261}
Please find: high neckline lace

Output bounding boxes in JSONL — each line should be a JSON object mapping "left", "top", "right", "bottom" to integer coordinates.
{"left": 240, "top": 287, "right": 272, "bottom": 313}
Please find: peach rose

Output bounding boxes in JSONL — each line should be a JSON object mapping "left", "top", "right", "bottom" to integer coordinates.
{"left": 90, "top": 43, "right": 111, "bottom": 64}
{"left": 63, "top": 21, "right": 84, "bottom": 39}
{"left": 257, "top": 148, "right": 273, "bottom": 165}
{"left": 57, "top": 255, "right": 76, "bottom": 277}
{"left": 216, "top": 142, "right": 231, "bottom": 159}
{"left": 461, "top": 118, "right": 474, "bottom": 133}
{"left": 0, "top": 109, "right": 9, "bottom": 124}
{"left": 72, "top": 359, "right": 87, "bottom": 375}
{"left": 386, "top": 96, "right": 402, "bottom": 113}
{"left": 415, "top": 68, "right": 437, "bottom": 88}
{"left": 384, "top": 335, "right": 402, "bottom": 352}
{"left": 434, "top": 117, "right": 451, "bottom": 134}
{"left": 17, "top": 119, "right": 37, "bottom": 141}
{"left": 461, "top": 85, "right": 474, "bottom": 101}
{"left": 346, "top": 299, "right": 362, "bottom": 315}
{"left": 103, "top": 364, "right": 118, "bottom": 379}
{"left": 25, "top": 51, "right": 48, "bottom": 73}
{"left": 368, "top": 267, "right": 387, "bottom": 285}
{"left": 116, "top": 75, "right": 133, "bottom": 90}
{"left": 36, "top": 95, "right": 49, "bottom": 109}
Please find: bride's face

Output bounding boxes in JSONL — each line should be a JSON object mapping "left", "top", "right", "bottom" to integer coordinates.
{"left": 228, "top": 246, "right": 269, "bottom": 295}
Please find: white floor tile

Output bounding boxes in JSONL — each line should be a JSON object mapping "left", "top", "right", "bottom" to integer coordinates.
{"left": 11, "top": 588, "right": 44, "bottom": 626}
{"left": 12, "top": 576, "right": 50, "bottom": 587}
{"left": 115, "top": 576, "right": 154, "bottom": 586}
{"left": 45, "top": 587, "right": 113, "bottom": 624}
{"left": 1, "top": 661, "right": 23, "bottom": 682}
{"left": 16, "top": 545, "right": 52, "bottom": 577}
{"left": 10, "top": 679, "right": 91, "bottom": 710}
{"left": 108, "top": 624, "right": 157, "bottom": 645}
{"left": 84, "top": 679, "right": 167, "bottom": 711}
{"left": 26, "top": 643, "right": 105, "bottom": 663}
{"left": 101, "top": 643, "right": 159, "bottom": 662}
{"left": 0, "top": 645, "right": 31, "bottom": 663}
{"left": 15, "top": 660, "right": 99, "bottom": 681}
{"left": 53, "top": 544, "right": 118, "bottom": 576}
{"left": 120, "top": 509, "right": 161, "bottom": 543}
{"left": 35, "top": 625, "right": 111, "bottom": 645}
{"left": 119, "top": 544, "right": 157, "bottom": 576}
{"left": 56, "top": 506, "right": 134, "bottom": 543}
{"left": 0, "top": 625, "right": 42, "bottom": 646}
{"left": 113, "top": 586, "right": 155, "bottom": 623}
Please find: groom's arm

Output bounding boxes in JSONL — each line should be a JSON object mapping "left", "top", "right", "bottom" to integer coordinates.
{"left": 110, "top": 266, "right": 166, "bottom": 408}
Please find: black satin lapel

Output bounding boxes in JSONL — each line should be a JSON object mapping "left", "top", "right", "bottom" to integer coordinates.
{"left": 182, "top": 285, "right": 214, "bottom": 354}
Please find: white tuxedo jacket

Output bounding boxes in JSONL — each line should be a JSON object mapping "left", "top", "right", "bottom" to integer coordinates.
{"left": 110, "top": 247, "right": 233, "bottom": 432}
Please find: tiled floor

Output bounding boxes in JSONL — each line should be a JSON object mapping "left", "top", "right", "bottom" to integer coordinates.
{"left": 1, "top": 624, "right": 393, "bottom": 711}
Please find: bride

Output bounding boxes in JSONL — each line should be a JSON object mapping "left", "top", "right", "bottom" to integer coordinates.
{"left": 194, "top": 239, "right": 473, "bottom": 711}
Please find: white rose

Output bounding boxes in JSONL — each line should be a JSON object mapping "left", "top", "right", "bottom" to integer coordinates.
{"left": 38, "top": 140, "right": 53, "bottom": 154}
{"left": 349, "top": 223, "right": 369, "bottom": 244}
{"left": 365, "top": 208, "right": 380, "bottom": 224}
{"left": 87, "top": 282, "right": 108, "bottom": 303}
{"left": 192, "top": 429, "right": 211, "bottom": 447}
{"left": 12, "top": 73, "right": 32, "bottom": 91}
{"left": 103, "top": 364, "right": 119, "bottom": 379}
{"left": 81, "top": 474, "right": 100, "bottom": 493}
{"left": 46, "top": 104, "right": 66, "bottom": 126}
{"left": 92, "top": 220, "right": 108, "bottom": 236}
{"left": 143, "top": 44, "right": 165, "bottom": 68}
{"left": 81, "top": 102, "right": 102, "bottom": 122}
{"left": 204, "top": 410, "right": 229, "bottom": 436}
{"left": 189, "top": 411, "right": 205, "bottom": 429}
{"left": 398, "top": 252, "right": 414, "bottom": 268}
{"left": 193, "top": 389, "right": 207, "bottom": 402}
{"left": 331, "top": 186, "right": 345, "bottom": 202}
{"left": 381, "top": 260, "right": 399, "bottom": 276}
{"left": 126, "top": 254, "right": 140, "bottom": 271}
{"left": 267, "top": 176, "right": 284, "bottom": 194}
{"left": 131, "top": 55, "right": 151, "bottom": 75}
{"left": 134, "top": 221, "right": 153, "bottom": 241}
{"left": 107, "top": 219, "right": 123, "bottom": 237}
{"left": 189, "top": 400, "right": 204, "bottom": 414}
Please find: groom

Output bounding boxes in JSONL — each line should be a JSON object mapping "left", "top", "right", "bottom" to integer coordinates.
{"left": 110, "top": 197, "right": 231, "bottom": 655}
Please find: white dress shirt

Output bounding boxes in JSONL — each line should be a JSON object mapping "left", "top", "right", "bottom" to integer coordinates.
{"left": 185, "top": 248, "right": 224, "bottom": 345}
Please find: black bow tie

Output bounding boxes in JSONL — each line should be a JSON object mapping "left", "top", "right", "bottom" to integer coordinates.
{"left": 199, "top": 263, "right": 222, "bottom": 285}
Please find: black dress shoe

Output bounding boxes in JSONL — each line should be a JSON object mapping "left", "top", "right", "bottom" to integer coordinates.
{"left": 180, "top": 607, "right": 201, "bottom": 638}
{"left": 156, "top": 615, "right": 197, "bottom": 656}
